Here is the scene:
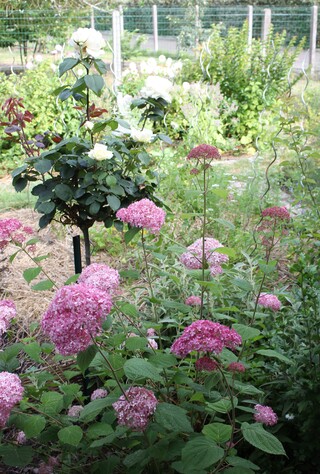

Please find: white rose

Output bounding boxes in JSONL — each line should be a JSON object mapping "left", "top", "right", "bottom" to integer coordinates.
{"left": 130, "top": 128, "right": 153, "bottom": 143}
{"left": 140, "top": 76, "right": 173, "bottom": 103}
{"left": 182, "top": 82, "right": 191, "bottom": 92}
{"left": 84, "top": 121, "right": 94, "bottom": 131}
{"left": 69, "top": 28, "right": 106, "bottom": 58}
{"left": 88, "top": 143, "right": 113, "bottom": 161}
{"left": 158, "top": 54, "right": 166, "bottom": 64}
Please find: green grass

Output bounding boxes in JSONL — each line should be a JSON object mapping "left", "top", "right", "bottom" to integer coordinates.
{"left": 0, "top": 181, "right": 36, "bottom": 212}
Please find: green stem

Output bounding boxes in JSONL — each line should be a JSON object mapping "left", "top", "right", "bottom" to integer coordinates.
{"left": 20, "top": 245, "right": 58, "bottom": 289}
{"left": 200, "top": 162, "right": 207, "bottom": 318}
{"left": 141, "top": 230, "right": 158, "bottom": 324}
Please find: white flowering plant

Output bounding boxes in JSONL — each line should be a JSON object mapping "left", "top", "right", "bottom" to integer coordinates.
{"left": 11, "top": 27, "right": 171, "bottom": 264}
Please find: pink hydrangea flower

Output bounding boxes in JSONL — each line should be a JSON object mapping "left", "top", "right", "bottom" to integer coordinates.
{"left": 116, "top": 198, "right": 166, "bottom": 234}
{"left": 90, "top": 388, "right": 108, "bottom": 401}
{"left": 113, "top": 387, "right": 158, "bottom": 431}
{"left": 261, "top": 206, "right": 290, "bottom": 221}
{"left": 187, "top": 144, "right": 221, "bottom": 160}
{"left": 147, "top": 338, "right": 158, "bottom": 350}
{"left": 195, "top": 356, "right": 219, "bottom": 372}
{"left": 41, "top": 283, "right": 113, "bottom": 356}
{"left": 170, "top": 320, "right": 242, "bottom": 358}
{"left": 0, "top": 218, "right": 33, "bottom": 250}
{"left": 258, "top": 293, "right": 281, "bottom": 311}
{"left": 180, "top": 238, "right": 228, "bottom": 273}
{"left": 0, "top": 372, "right": 24, "bottom": 428}
{"left": 67, "top": 405, "right": 84, "bottom": 417}
{"left": 227, "top": 362, "right": 246, "bottom": 373}
{"left": 254, "top": 404, "right": 278, "bottom": 426}
{"left": 77, "top": 263, "right": 120, "bottom": 295}
{"left": 0, "top": 300, "right": 16, "bottom": 335}
{"left": 210, "top": 265, "right": 224, "bottom": 277}
{"left": 185, "top": 295, "right": 202, "bottom": 306}
{"left": 146, "top": 328, "right": 156, "bottom": 337}
{"left": 16, "top": 431, "right": 27, "bottom": 444}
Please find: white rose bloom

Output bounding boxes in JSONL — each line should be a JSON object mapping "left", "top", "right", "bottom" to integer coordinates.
{"left": 35, "top": 54, "right": 43, "bottom": 63}
{"left": 69, "top": 28, "right": 106, "bottom": 58}
{"left": 130, "top": 128, "right": 154, "bottom": 143}
{"left": 158, "top": 54, "right": 166, "bottom": 64}
{"left": 166, "top": 57, "right": 173, "bottom": 67}
{"left": 140, "top": 76, "right": 173, "bottom": 103}
{"left": 55, "top": 44, "right": 63, "bottom": 52}
{"left": 182, "top": 82, "right": 191, "bottom": 92}
{"left": 88, "top": 143, "right": 113, "bottom": 161}
{"left": 117, "top": 93, "right": 133, "bottom": 117}
{"left": 84, "top": 121, "right": 94, "bottom": 131}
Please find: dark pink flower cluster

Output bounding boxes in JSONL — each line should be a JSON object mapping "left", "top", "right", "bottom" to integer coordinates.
{"left": 227, "top": 362, "right": 246, "bottom": 373}
{"left": 187, "top": 144, "right": 221, "bottom": 160}
{"left": 116, "top": 198, "right": 166, "bottom": 234}
{"left": 261, "top": 206, "right": 290, "bottom": 221}
{"left": 113, "top": 387, "right": 158, "bottom": 431}
{"left": 0, "top": 300, "right": 16, "bottom": 335}
{"left": 90, "top": 388, "right": 108, "bottom": 401}
{"left": 180, "top": 237, "right": 228, "bottom": 276}
{"left": 0, "top": 218, "right": 33, "bottom": 250}
{"left": 0, "top": 372, "right": 24, "bottom": 428}
{"left": 41, "top": 283, "right": 113, "bottom": 355}
{"left": 254, "top": 404, "right": 278, "bottom": 426}
{"left": 78, "top": 263, "right": 120, "bottom": 296}
{"left": 258, "top": 293, "right": 281, "bottom": 311}
{"left": 195, "top": 356, "right": 219, "bottom": 372}
{"left": 170, "top": 320, "right": 242, "bottom": 358}
{"left": 185, "top": 295, "right": 202, "bottom": 306}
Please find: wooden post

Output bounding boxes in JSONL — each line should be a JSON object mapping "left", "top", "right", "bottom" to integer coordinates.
{"left": 309, "top": 5, "right": 318, "bottom": 75}
{"left": 90, "top": 8, "right": 95, "bottom": 29}
{"left": 153, "top": 5, "right": 158, "bottom": 52}
{"left": 261, "top": 8, "right": 271, "bottom": 42}
{"left": 112, "top": 10, "right": 122, "bottom": 87}
{"left": 119, "top": 5, "right": 124, "bottom": 36}
{"left": 247, "top": 5, "right": 253, "bottom": 48}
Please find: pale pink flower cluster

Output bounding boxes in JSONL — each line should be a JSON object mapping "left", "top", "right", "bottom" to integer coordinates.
{"left": 90, "top": 388, "right": 108, "bottom": 401}
{"left": 195, "top": 356, "right": 219, "bottom": 372}
{"left": 0, "top": 300, "right": 16, "bottom": 335}
{"left": 227, "top": 362, "right": 246, "bottom": 373}
{"left": 78, "top": 263, "right": 120, "bottom": 296}
{"left": 254, "top": 404, "right": 278, "bottom": 426}
{"left": 0, "top": 372, "right": 24, "bottom": 428}
{"left": 113, "top": 387, "right": 158, "bottom": 431}
{"left": 180, "top": 238, "right": 229, "bottom": 276}
{"left": 37, "top": 457, "right": 59, "bottom": 474}
{"left": 41, "top": 283, "right": 113, "bottom": 356}
{"left": 258, "top": 293, "right": 281, "bottom": 311}
{"left": 187, "top": 144, "right": 221, "bottom": 161}
{"left": 16, "top": 430, "right": 27, "bottom": 444}
{"left": 261, "top": 206, "right": 290, "bottom": 221}
{"left": 185, "top": 295, "right": 202, "bottom": 306}
{"left": 67, "top": 405, "right": 84, "bottom": 417}
{"left": 0, "top": 218, "right": 33, "bottom": 250}
{"left": 146, "top": 328, "right": 156, "bottom": 336}
{"left": 147, "top": 338, "right": 158, "bottom": 350}
{"left": 116, "top": 199, "right": 166, "bottom": 234}
{"left": 170, "top": 320, "right": 242, "bottom": 358}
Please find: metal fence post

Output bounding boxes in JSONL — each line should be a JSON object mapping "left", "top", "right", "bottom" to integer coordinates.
{"left": 195, "top": 4, "right": 200, "bottom": 47}
{"left": 247, "top": 5, "right": 253, "bottom": 48}
{"left": 262, "top": 8, "right": 271, "bottom": 41}
{"left": 119, "top": 5, "right": 124, "bottom": 36}
{"left": 112, "top": 10, "right": 122, "bottom": 88}
{"left": 153, "top": 5, "right": 158, "bottom": 52}
{"left": 90, "top": 8, "right": 95, "bottom": 29}
{"left": 309, "top": 5, "right": 318, "bottom": 74}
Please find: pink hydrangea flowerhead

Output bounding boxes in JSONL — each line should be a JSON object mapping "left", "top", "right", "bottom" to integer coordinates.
{"left": 195, "top": 356, "right": 219, "bottom": 372}
{"left": 261, "top": 206, "right": 290, "bottom": 221}
{"left": 90, "top": 388, "right": 108, "bottom": 401}
{"left": 16, "top": 431, "right": 27, "bottom": 444}
{"left": 227, "top": 362, "right": 246, "bottom": 373}
{"left": 254, "top": 404, "right": 278, "bottom": 426}
{"left": 185, "top": 295, "right": 202, "bottom": 306}
{"left": 0, "top": 218, "right": 34, "bottom": 250}
{"left": 67, "top": 405, "right": 84, "bottom": 417}
{"left": 116, "top": 199, "right": 166, "bottom": 234}
{"left": 0, "top": 300, "right": 16, "bottom": 335}
{"left": 170, "top": 320, "right": 242, "bottom": 358}
{"left": 147, "top": 338, "right": 158, "bottom": 350}
{"left": 113, "top": 387, "right": 158, "bottom": 431}
{"left": 258, "top": 293, "right": 281, "bottom": 311}
{"left": 0, "top": 372, "right": 24, "bottom": 428}
{"left": 41, "top": 283, "right": 113, "bottom": 356}
{"left": 146, "top": 328, "right": 156, "bottom": 337}
{"left": 187, "top": 144, "right": 221, "bottom": 161}
{"left": 180, "top": 238, "right": 228, "bottom": 275}
{"left": 77, "top": 263, "right": 120, "bottom": 295}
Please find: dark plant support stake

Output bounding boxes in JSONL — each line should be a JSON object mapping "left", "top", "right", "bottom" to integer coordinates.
{"left": 73, "top": 235, "right": 82, "bottom": 274}
{"left": 82, "top": 227, "right": 91, "bottom": 266}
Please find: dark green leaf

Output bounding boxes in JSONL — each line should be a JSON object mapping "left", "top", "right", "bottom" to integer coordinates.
{"left": 155, "top": 403, "right": 193, "bottom": 433}
{"left": 107, "top": 195, "right": 121, "bottom": 211}
{"left": 77, "top": 345, "right": 98, "bottom": 373}
{"left": 0, "top": 446, "right": 34, "bottom": 467}
{"left": 181, "top": 436, "right": 224, "bottom": 470}
{"left": 242, "top": 422, "right": 286, "bottom": 455}
{"left": 23, "top": 267, "right": 42, "bottom": 283}
{"left": 34, "top": 159, "right": 52, "bottom": 174}
{"left": 58, "top": 425, "right": 83, "bottom": 446}
{"left": 124, "top": 358, "right": 163, "bottom": 382}
{"left": 84, "top": 74, "right": 104, "bottom": 96}
{"left": 55, "top": 183, "right": 73, "bottom": 201}
{"left": 31, "top": 280, "right": 55, "bottom": 291}
{"left": 59, "top": 58, "right": 79, "bottom": 76}
{"left": 202, "top": 423, "right": 232, "bottom": 443}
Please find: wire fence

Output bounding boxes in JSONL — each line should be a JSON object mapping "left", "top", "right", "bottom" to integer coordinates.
{"left": 0, "top": 5, "right": 318, "bottom": 65}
